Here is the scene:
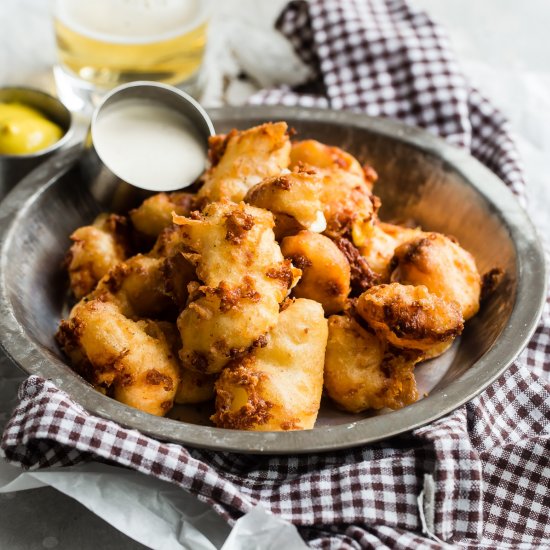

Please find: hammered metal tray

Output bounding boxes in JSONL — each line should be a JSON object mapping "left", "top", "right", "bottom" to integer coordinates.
{"left": 0, "top": 107, "right": 545, "bottom": 453}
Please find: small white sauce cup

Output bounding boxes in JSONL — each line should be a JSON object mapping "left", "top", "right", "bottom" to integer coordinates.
{"left": 81, "top": 81, "right": 215, "bottom": 212}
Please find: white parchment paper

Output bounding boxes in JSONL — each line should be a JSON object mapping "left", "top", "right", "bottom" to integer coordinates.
{"left": 0, "top": 460, "right": 306, "bottom": 550}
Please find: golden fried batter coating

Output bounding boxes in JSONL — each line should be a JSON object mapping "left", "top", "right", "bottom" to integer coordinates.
{"left": 281, "top": 231, "right": 350, "bottom": 315}
{"left": 324, "top": 315, "right": 418, "bottom": 412}
{"left": 56, "top": 300, "right": 178, "bottom": 416}
{"left": 289, "top": 139, "right": 377, "bottom": 189}
{"left": 149, "top": 224, "right": 187, "bottom": 258}
{"left": 289, "top": 139, "right": 377, "bottom": 239}
{"left": 90, "top": 254, "right": 178, "bottom": 319}
{"left": 212, "top": 298, "right": 328, "bottom": 430}
{"left": 173, "top": 201, "right": 297, "bottom": 296}
{"left": 130, "top": 192, "right": 195, "bottom": 238}
{"left": 174, "top": 201, "right": 300, "bottom": 373}
{"left": 146, "top": 321, "right": 215, "bottom": 405}
{"left": 118, "top": 224, "right": 196, "bottom": 310}
{"left": 391, "top": 232, "right": 481, "bottom": 321}
{"left": 177, "top": 285, "right": 280, "bottom": 374}
{"left": 358, "top": 222, "right": 422, "bottom": 281}
{"left": 66, "top": 213, "right": 129, "bottom": 299}
{"left": 244, "top": 171, "right": 326, "bottom": 237}
{"left": 356, "top": 283, "right": 463, "bottom": 352}
{"left": 176, "top": 367, "right": 216, "bottom": 405}
{"left": 85, "top": 216, "right": 197, "bottom": 318}
{"left": 197, "top": 122, "right": 291, "bottom": 203}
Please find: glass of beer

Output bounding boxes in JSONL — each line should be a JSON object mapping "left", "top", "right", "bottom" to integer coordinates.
{"left": 52, "top": 0, "right": 211, "bottom": 111}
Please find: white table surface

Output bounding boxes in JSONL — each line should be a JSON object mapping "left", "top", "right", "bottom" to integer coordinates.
{"left": 1, "top": 1, "right": 549, "bottom": 548}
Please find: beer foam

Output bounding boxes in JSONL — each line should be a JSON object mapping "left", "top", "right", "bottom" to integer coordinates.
{"left": 55, "top": 0, "right": 209, "bottom": 44}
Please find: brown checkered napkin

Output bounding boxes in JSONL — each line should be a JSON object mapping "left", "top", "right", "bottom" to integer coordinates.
{"left": 3, "top": 363, "right": 550, "bottom": 548}
{"left": 250, "top": 0, "right": 526, "bottom": 204}
{"left": 2, "top": 1, "right": 550, "bottom": 549}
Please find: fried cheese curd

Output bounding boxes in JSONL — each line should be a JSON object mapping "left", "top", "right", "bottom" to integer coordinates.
{"left": 197, "top": 122, "right": 291, "bottom": 203}
{"left": 356, "top": 283, "right": 464, "bottom": 357}
{"left": 391, "top": 232, "right": 481, "bottom": 321}
{"left": 57, "top": 300, "right": 179, "bottom": 416}
{"left": 212, "top": 298, "right": 328, "bottom": 430}
{"left": 147, "top": 320, "right": 216, "bottom": 405}
{"left": 281, "top": 231, "right": 350, "bottom": 315}
{"left": 87, "top": 221, "right": 198, "bottom": 319}
{"left": 358, "top": 221, "right": 422, "bottom": 281}
{"left": 324, "top": 315, "right": 418, "bottom": 413}
{"left": 89, "top": 254, "right": 181, "bottom": 319}
{"left": 289, "top": 139, "right": 378, "bottom": 239}
{"left": 57, "top": 120, "right": 487, "bottom": 425}
{"left": 66, "top": 213, "right": 129, "bottom": 299}
{"left": 130, "top": 191, "right": 195, "bottom": 238}
{"left": 244, "top": 170, "right": 326, "bottom": 238}
{"left": 173, "top": 201, "right": 300, "bottom": 374}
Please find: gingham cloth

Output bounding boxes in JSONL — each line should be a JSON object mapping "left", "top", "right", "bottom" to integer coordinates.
{"left": 2, "top": 1, "right": 550, "bottom": 549}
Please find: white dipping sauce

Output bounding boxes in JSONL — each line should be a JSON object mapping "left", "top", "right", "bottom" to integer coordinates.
{"left": 93, "top": 99, "right": 206, "bottom": 191}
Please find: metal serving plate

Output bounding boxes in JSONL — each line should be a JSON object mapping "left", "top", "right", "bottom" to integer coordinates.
{"left": 0, "top": 107, "right": 545, "bottom": 454}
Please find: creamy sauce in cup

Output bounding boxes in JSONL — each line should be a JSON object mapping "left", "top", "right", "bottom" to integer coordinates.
{"left": 93, "top": 98, "right": 205, "bottom": 191}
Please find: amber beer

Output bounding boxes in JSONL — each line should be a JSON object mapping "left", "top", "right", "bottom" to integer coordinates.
{"left": 53, "top": 0, "right": 210, "bottom": 89}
